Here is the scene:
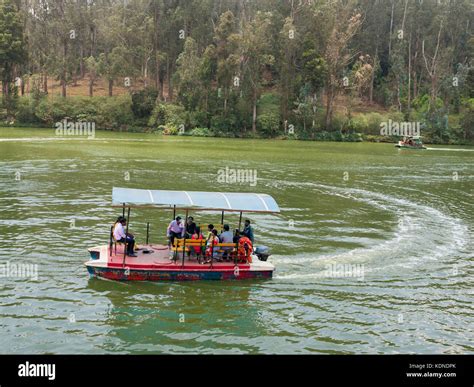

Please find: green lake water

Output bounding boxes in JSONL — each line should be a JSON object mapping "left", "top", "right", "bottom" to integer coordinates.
{"left": 0, "top": 127, "right": 473, "bottom": 354}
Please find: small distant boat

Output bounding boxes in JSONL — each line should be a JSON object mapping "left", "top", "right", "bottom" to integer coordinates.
{"left": 395, "top": 136, "right": 426, "bottom": 149}
{"left": 85, "top": 187, "right": 280, "bottom": 281}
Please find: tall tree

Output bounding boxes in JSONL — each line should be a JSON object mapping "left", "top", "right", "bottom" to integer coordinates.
{"left": 0, "top": 0, "right": 27, "bottom": 112}
{"left": 239, "top": 11, "right": 274, "bottom": 132}
{"left": 323, "top": 2, "right": 362, "bottom": 129}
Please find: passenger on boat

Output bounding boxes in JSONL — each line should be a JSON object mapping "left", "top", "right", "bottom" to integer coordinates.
{"left": 238, "top": 235, "right": 253, "bottom": 263}
{"left": 113, "top": 217, "right": 137, "bottom": 257}
{"left": 167, "top": 216, "right": 184, "bottom": 246}
{"left": 219, "top": 224, "right": 233, "bottom": 259}
{"left": 233, "top": 229, "right": 241, "bottom": 244}
{"left": 242, "top": 219, "right": 254, "bottom": 244}
{"left": 206, "top": 224, "right": 215, "bottom": 240}
{"left": 204, "top": 229, "right": 219, "bottom": 263}
{"left": 191, "top": 227, "right": 203, "bottom": 257}
{"left": 185, "top": 216, "right": 197, "bottom": 238}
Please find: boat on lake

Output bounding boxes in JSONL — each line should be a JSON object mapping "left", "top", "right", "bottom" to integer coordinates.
{"left": 85, "top": 187, "right": 280, "bottom": 281}
{"left": 395, "top": 136, "right": 427, "bottom": 149}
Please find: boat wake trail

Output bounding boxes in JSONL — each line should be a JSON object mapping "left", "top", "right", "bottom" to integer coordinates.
{"left": 272, "top": 182, "right": 469, "bottom": 279}
{"left": 426, "top": 147, "right": 474, "bottom": 152}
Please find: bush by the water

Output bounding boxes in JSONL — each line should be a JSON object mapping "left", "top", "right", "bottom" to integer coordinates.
{"left": 6, "top": 91, "right": 473, "bottom": 144}
{"left": 131, "top": 87, "right": 158, "bottom": 118}
{"left": 14, "top": 95, "right": 134, "bottom": 129}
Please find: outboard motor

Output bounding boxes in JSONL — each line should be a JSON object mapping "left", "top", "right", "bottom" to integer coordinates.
{"left": 254, "top": 246, "right": 271, "bottom": 261}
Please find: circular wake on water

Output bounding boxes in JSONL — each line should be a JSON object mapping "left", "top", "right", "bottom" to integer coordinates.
{"left": 270, "top": 182, "right": 470, "bottom": 281}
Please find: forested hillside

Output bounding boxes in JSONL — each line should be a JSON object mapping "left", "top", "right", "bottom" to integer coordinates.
{"left": 1, "top": 0, "right": 473, "bottom": 143}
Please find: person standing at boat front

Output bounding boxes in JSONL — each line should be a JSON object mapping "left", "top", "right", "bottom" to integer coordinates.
{"left": 242, "top": 219, "right": 254, "bottom": 244}
{"left": 167, "top": 216, "right": 184, "bottom": 246}
{"left": 113, "top": 218, "right": 137, "bottom": 257}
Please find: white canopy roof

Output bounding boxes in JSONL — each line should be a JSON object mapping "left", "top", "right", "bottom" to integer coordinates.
{"left": 112, "top": 187, "right": 280, "bottom": 213}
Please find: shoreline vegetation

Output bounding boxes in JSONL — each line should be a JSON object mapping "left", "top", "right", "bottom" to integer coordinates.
{"left": 1, "top": 0, "right": 473, "bottom": 146}
{"left": 1, "top": 93, "right": 473, "bottom": 145}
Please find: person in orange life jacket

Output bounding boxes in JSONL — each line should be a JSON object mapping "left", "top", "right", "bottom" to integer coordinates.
{"left": 238, "top": 235, "right": 253, "bottom": 263}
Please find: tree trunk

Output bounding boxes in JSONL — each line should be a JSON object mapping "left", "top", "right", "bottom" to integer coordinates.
{"left": 407, "top": 35, "right": 412, "bottom": 111}
{"left": 252, "top": 88, "right": 257, "bottom": 133}
{"left": 325, "top": 84, "right": 334, "bottom": 130}
{"left": 413, "top": 72, "right": 417, "bottom": 99}
{"left": 369, "top": 46, "right": 378, "bottom": 104}
{"left": 144, "top": 58, "right": 148, "bottom": 87}
{"left": 2, "top": 79, "right": 8, "bottom": 97}
{"left": 388, "top": 0, "right": 395, "bottom": 57}
{"left": 89, "top": 78, "right": 93, "bottom": 97}
{"left": 159, "top": 77, "right": 164, "bottom": 100}
{"left": 61, "top": 40, "right": 67, "bottom": 97}
{"left": 224, "top": 88, "right": 228, "bottom": 114}
{"left": 153, "top": 4, "right": 161, "bottom": 97}
{"left": 168, "top": 60, "right": 174, "bottom": 100}
{"left": 80, "top": 45, "right": 85, "bottom": 78}
{"left": 43, "top": 73, "right": 48, "bottom": 93}
{"left": 108, "top": 79, "right": 113, "bottom": 97}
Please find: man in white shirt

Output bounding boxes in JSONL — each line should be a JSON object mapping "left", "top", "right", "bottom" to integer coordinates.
{"left": 167, "top": 216, "right": 184, "bottom": 246}
{"left": 113, "top": 217, "right": 137, "bottom": 257}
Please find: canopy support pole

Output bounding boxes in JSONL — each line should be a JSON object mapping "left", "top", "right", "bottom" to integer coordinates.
{"left": 238, "top": 211, "right": 243, "bottom": 230}
{"left": 210, "top": 241, "right": 214, "bottom": 269}
{"left": 109, "top": 225, "right": 114, "bottom": 256}
{"left": 122, "top": 207, "right": 130, "bottom": 269}
{"left": 173, "top": 205, "right": 176, "bottom": 220}
{"left": 221, "top": 210, "right": 224, "bottom": 226}
{"left": 122, "top": 203, "right": 125, "bottom": 217}
{"left": 182, "top": 209, "right": 188, "bottom": 268}
{"left": 146, "top": 222, "right": 150, "bottom": 245}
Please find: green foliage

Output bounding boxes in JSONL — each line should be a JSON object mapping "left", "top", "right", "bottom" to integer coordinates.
{"left": 0, "top": 0, "right": 27, "bottom": 116}
{"left": 16, "top": 97, "right": 39, "bottom": 124}
{"left": 149, "top": 103, "right": 186, "bottom": 128}
{"left": 466, "top": 68, "right": 474, "bottom": 98}
{"left": 96, "top": 95, "right": 134, "bottom": 129}
{"left": 210, "top": 115, "right": 236, "bottom": 133}
{"left": 257, "top": 93, "right": 281, "bottom": 136}
{"left": 189, "top": 127, "right": 214, "bottom": 137}
{"left": 131, "top": 87, "right": 158, "bottom": 118}
{"left": 257, "top": 112, "right": 280, "bottom": 136}
{"left": 460, "top": 98, "right": 474, "bottom": 141}
{"left": 301, "top": 44, "right": 327, "bottom": 93}
{"left": 186, "top": 110, "right": 208, "bottom": 128}
{"left": 31, "top": 95, "right": 133, "bottom": 129}
{"left": 4, "top": 0, "right": 473, "bottom": 144}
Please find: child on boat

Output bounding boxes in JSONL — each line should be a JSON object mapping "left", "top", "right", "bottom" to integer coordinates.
{"left": 203, "top": 229, "right": 219, "bottom": 264}
{"left": 191, "top": 227, "right": 203, "bottom": 259}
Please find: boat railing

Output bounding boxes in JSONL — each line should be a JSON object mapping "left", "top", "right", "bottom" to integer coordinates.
{"left": 172, "top": 238, "right": 240, "bottom": 267}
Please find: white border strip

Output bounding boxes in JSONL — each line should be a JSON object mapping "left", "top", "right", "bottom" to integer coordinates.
{"left": 255, "top": 194, "right": 269, "bottom": 211}
{"left": 147, "top": 190, "right": 154, "bottom": 203}
{"left": 183, "top": 191, "right": 194, "bottom": 205}
{"left": 218, "top": 193, "right": 232, "bottom": 209}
